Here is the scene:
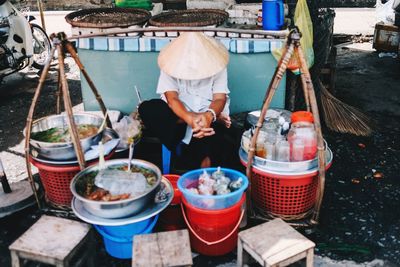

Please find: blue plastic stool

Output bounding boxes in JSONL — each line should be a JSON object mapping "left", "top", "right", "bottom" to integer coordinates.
{"left": 162, "top": 144, "right": 182, "bottom": 174}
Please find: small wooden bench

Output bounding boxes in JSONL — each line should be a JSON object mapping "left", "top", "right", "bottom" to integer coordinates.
{"left": 9, "top": 215, "right": 93, "bottom": 267}
{"left": 132, "top": 229, "right": 193, "bottom": 267}
{"left": 238, "top": 218, "right": 315, "bottom": 267}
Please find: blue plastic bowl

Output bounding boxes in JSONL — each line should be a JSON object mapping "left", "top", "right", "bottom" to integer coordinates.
{"left": 94, "top": 215, "right": 159, "bottom": 259}
{"left": 177, "top": 168, "right": 249, "bottom": 210}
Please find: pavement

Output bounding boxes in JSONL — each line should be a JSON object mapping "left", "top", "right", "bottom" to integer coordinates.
{"left": 0, "top": 8, "right": 399, "bottom": 267}
{"left": 333, "top": 8, "right": 376, "bottom": 35}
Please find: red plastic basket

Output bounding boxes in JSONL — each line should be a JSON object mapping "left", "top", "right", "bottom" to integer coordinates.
{"left": 30, "top": 154, "right": 114, "bottom": 207}
{"left": 242, "top": 161, "right": 332, "bottom": 216}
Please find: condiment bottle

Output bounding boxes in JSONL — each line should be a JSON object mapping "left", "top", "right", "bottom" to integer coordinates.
{"left": 288, "top": 111, "right": 317, "bottom": 161}
{"left": 262, "top": 123, "right": 278, "bottom": 160}
{"left": 255, "top": 131, "right": 267, "bottom": 158}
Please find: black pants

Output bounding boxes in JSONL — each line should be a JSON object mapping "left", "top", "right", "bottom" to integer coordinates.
{"left": 138, "top": 99, "right": 225, "bottom": 168}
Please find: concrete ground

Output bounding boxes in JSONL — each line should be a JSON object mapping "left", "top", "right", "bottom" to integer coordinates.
{"left": 333, "top": 8, "right": 376, "bottom": 35}
{"left": 1, "top": 8, "right": 399, "bottom": 267}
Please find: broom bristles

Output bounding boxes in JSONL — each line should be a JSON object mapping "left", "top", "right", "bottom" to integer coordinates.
{"left": 319, "top": 79, "right": 374, "bottom": 136}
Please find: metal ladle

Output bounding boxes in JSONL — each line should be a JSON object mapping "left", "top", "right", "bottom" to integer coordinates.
{"left": 127, "top": 142, "right": 134, "bottom": 172}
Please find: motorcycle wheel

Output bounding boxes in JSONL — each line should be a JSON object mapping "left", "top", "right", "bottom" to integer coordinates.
{"left": 31, "top": 24, "right": 52, "bottom": 70}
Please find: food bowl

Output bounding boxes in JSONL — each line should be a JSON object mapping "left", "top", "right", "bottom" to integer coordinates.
{"left": 28, "top": 113, "right": 104, "bottom": 160}
{"left": 71, "top": 159, "right": 162, "bottom": 219}
{"left": 177, "top": 168, "right": 249, "bottom": 210}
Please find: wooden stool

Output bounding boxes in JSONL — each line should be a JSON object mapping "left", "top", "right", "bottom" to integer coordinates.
{"left": 132, "top": 229, "right": 193, "bottom": 267}
{"left": 9, "top": 215, "right": 93, "bottom": 267}
{"left": 237, "top": 218, "right": 315, "bottom": 267}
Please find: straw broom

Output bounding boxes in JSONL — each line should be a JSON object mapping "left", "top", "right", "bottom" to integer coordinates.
{"left": 318, "top": 79, "right": 374, "bottom": 136}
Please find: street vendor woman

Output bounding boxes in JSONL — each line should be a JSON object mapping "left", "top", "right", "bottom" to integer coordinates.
{"left": 139, "top": 32, "right": 231, "bottom": 168}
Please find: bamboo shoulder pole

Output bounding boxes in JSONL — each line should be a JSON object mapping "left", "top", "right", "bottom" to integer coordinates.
{"left": 299, "top": 65, "right": 311, "bottom": 111}
{"left": 56, "top": 68, "right": 62, "bottom": 114}
{"left": 64, "top": 41, "right": 112, "bottom": 128}
{"left": 24, "top": 46, "right": 57, "bottom": 208}
{"left": 36, "top": 0, "right": 46, "bottom": 33}
{"left": 245, "top": 42, "right": 295, "bottom": 179}
{"left": 296, "top": 45, "right": 326, "bottom": 224}
{"left": 57, "top": 44, "right": 86, "bottom": 170}
{"left": 245, "top": 40, "right": 295, "bottom": 216}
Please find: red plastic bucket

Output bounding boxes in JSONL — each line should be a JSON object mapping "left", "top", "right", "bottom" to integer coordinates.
{"left": 158, "top": 205, "right": 186, "bottom": 231}
{"left": 164, "top": 174, "right": 182, "bottom": 205}
{"left": 158, "top": 174, "right": 186, "bottom": 231}
{"left": 181, "top": 194, "right": 245, "bottom": 256}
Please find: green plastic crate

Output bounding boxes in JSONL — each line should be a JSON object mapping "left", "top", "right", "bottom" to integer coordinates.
{"left": 115, "top": 0, "right": 153, "bottom": 9}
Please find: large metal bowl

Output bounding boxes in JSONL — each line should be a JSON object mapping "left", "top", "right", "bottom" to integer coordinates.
{"left": 28, "top": 113, "right": 104, "bottom": 160}
{"left": 70, "top": 159, "right": 162, "bottom": 219}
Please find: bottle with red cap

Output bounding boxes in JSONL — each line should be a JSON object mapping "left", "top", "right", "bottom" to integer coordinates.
{"left": 287, "top": 111, "right": 317, "bottom": 161}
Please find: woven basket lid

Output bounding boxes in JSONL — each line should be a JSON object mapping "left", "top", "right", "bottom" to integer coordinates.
{"left": 158, "top": 32, "right": 229, "bottom": 80}
{"left": 149, "top": 9, "right": 229, "bottom": 27}
{"left": 65, "top": 8, "right": 151, "bottom": 29}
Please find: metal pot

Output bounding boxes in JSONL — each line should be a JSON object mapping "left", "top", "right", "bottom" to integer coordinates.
{"left": 28, "top": 113, "right": 104, "bottom": 160}
{"left": 70, "top": 159, "right": 162, "bottom": 219}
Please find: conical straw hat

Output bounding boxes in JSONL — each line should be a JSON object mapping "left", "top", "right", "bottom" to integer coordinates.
{"left": 158, "top": 32, "right": 229, "bottom": 80}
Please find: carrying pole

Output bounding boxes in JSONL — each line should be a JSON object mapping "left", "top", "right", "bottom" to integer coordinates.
{"left": 64, "top": 40, "right": 112, "bottom": 128}
{"left": 36, "top": 0, "right": 46, "bottom": 33}
{"left": 245, "top": 38, "right": 295, "bottom": 217}
{"left": 24, "top": 45, "right": 57, "bottom": 209}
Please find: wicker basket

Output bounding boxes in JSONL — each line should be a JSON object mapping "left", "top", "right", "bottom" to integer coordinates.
{"left": 65, "top": 8, "right": 151, "bottom": 29}
{"left": 149, "top": 9, "right": 229, "bottom": 27}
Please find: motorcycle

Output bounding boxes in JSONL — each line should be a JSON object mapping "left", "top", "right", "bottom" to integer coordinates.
{"left": 0, "top": 0, "right": 51, "bottom": 80}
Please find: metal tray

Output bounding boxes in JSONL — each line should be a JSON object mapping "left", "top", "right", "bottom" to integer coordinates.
{"left": 239, "top": 145, "right": 333, "bottom": 174}
{"left": 71, "top": 178, "right": 173, "bottom": 226}
{"left": 30, "top": 128, "right": 120, "bottom": 166}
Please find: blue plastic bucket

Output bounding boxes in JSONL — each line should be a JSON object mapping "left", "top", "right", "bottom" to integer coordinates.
{"left": 97, "top": 217, "right": 152, "bottom": 238}
{"left": 94, "top": 215, "right": 159, "bottom": 259}
{"left": 262, "top": 0, "right": 285, "bottom": 31}
{"left": 177, "top": 168, "right": 249, "bottom": 210}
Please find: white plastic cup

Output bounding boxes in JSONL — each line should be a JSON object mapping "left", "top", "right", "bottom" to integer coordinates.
{"left": 292, "top": 139, "right": 305, "bottom": 161}
{"left": 275, "top": 140, "right": 290, "bottom": 162}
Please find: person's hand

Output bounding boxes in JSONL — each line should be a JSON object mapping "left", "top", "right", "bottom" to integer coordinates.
{"left": 186, "top": 112, "right": 215, "bottom": 139}
{"left": 186, "top": 112, "right": 203, "bottom": 133}
{"left": 193, "top": 127, "right": 215, "bottom": 138}
{"left": 217, "top": 113, "right": 231, "bottom": 128}
{"left": 196, "top": 112, "right": 213, "bottom": 129}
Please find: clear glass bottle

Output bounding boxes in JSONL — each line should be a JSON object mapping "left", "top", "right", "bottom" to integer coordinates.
{"left": 288, "top": 111, "right": 317, "bottom": 161}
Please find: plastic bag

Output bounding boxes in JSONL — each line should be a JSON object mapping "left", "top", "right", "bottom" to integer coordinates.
{"left": 95, "top": 169, "right": 148, "bottom": 196}
{"left": 376, "top": 0, "right": 395, "bottom": 25}
{"left": 272, "top": 0, "right": 314, "bottom": 74}
{"left": 112, "top": 115, "right": 141, "bottom": 149}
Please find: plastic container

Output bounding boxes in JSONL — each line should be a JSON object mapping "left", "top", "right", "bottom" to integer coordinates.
{"left": 94, "top": 215, "right": 158, "bottom": 259}
{"left": 288, "top": 111, "right": 317, "bottom": 161}
{"left": 164, "top": 174, "right": 182, "bottom": 205}
{"left": 262, "top": 0, "right": 284, "bottom": 31}
{"left": 158, "top": 174, "right": 186, "bottom": 231}
{"left": 115, "top": 0, "right": 153, "bottom": 9}
{"left": 98, "top": 217, "right": 152, "bottom": 238}
{"left": 158, "top": 205, "right": 186, "bottom": 231}
{"left": 181, "top": 194, "right": 245, "bottom": 256}
{"left": 177, "top": 168, "right": 249, "bottom": 210}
